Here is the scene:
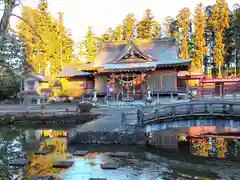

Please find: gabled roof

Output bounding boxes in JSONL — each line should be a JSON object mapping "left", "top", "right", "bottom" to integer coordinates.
{"left": 110, "top": 41, "right": 155, "bottom": 64}
{"left": 79, "top": 38, "right": 191, "bottom": 72}
{"left": 134, "top": 38, "right": 191, "bottom": 66}
{"left": 78, "top": 43, "right": 126, "bottom": 71}
{"left": 56, "top": 66, "right": 92, "bottom": 78}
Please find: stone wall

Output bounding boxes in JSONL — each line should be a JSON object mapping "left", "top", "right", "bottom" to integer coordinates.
{"left": 68, "top": 130, "right": 148, "bottom": 146}
{"left": 0, "top": 113, "right": 100, "bottom": 125}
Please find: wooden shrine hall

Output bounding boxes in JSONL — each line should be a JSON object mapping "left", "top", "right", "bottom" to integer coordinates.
{"left": 57, "top": 38, "right": 192, "bottom": 99}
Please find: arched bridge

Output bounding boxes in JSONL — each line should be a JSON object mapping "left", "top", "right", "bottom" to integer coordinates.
{"left": 121, "top": 100, "right": 240, "bottom": 127}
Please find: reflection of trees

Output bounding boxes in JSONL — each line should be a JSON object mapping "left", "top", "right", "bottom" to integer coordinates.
{"left": 0, "top": 129, "right": 70, "bottom": 178}
{"left": 191, "top": 138, "right": 227, "bottom": 158}
{"left": 192, "top": 139, "right": 211, "bottom": 157}
{"left": 43, "top": 138, "right": 67, "bottom": 154}
{"left": 28, "top": 138, "right": 68, "bottom": 177}
{"left": 216, "top": 138, "right": 227, "bottom": 158}
{"left": 0, "top": 130, "right": 28, "bottom": 179}
{"left": 42, "top": 130, "right": 67, "bottom": 138}
{"left": 28, "top": 154, "right": 63, "bottom": 177}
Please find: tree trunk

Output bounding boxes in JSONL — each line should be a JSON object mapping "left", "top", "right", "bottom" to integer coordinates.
{"left": 0, "top": 1, "right": 17, "bottom": 44}
{"left": 218, "top": 62, "right": 222, "bottom": 77}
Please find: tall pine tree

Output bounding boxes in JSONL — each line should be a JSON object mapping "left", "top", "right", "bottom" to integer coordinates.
{"left": 212, "top": 0, "right": 229, "bottom": 77}
{"left": 17, "top": 6, "right": 45, "bottom": 74}
{"left": 163, "top": 16, "right": 175, "bottom": 37}
{"left": 57, "top": 12, "right": 74, "bottom": 70}
{"left": 122, "top": 13, "right": 136, "bottom": 40}
{"left": 137, "top": 9, "right": 154, "bottom": 38}
{"left": 192, "top": 3, "right": 208, "bottom": 72}
{"left": 82, "top": 27, "right": 97, "bottom": 63}
{"left": 17, "top": 1, "right": 74, "bottom": 75}
{"left": 176, "top": 7, "right": 191, "bottom": 59}
{"left": 113, "top": 25, "right": 123, "bottom": 41}
{"left": 102, "top": 27, "right": 114, "bottom": 42}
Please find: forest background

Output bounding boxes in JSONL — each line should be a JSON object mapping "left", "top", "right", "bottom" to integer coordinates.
{"left": 0, "top": 0, "right": 239, "bottom": 99}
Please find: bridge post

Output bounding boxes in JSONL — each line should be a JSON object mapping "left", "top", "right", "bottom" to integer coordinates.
{"left": 222, "top": 104, "right": 227, "bottom": 113}
{"left": 204, "top": 103, "right": 208, "bottom": 113}
{"left": 154, "top": 109, "right": 158, "bottom": 120}
{"left": 137, "top": 109, "right": 144, "bottom": 125}
{"left": 220, "top": 94, "right": 223, "bottom": 100}
{"left": 229, "top": 104, "right": 234, "bottom": 115}
{"left": 209, "top": 103, "right": 213, "bottom": 115}
{"left": 188, "top": 102, "right": 193, "bottom": 115}
{"left": 233, "top": 93, "right": 236, "bottom": 100}
{"left": 121, "top": 113, "right": 126, "bottom": 127}
{"left": 171, "top": 105, "right": 176, "bottom": 119}
{"left": 211, "top": 93, "right": 214, "bottom": 99}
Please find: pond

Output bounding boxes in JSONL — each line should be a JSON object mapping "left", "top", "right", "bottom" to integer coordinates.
{"left": 0, "top": 127, "right": 240, "bottom": 180}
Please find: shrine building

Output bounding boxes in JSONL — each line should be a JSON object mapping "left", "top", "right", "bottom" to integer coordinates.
{"left": 57, "top": 38, "right": 191, "bottom": 99}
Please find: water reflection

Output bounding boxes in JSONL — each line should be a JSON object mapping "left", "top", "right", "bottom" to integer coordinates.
{"left": 189, "top": 137, "right": 240, "bottom": 159}
{"left": 0, "top": 127, "right": 240, "bottom": 179}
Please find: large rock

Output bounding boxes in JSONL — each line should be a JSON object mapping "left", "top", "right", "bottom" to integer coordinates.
{"left": 77, "top": 102, "right": 93, "bottom": 113}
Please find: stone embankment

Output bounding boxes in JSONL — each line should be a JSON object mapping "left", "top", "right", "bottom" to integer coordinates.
{"left": 67, "top": 129, "right": 148, "bottom": 146}
{"left": 67, "top": 106, "right": 149, "bottom": 146}
{"left": 0, "top": 112, "right": 100, "bottom": 125}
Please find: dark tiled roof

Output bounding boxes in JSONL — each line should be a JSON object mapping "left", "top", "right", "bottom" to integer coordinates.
{"left": 56, "top": 66, "right": 92, "bottom": 78}
{"left": 79, "top": 43, "right": 127, "bottom": 70}
{"left": 135, "top": 38, "right": 191, "bottom": 66}
{"left": 78, "top": 38, "right": 191, "bottom": 71}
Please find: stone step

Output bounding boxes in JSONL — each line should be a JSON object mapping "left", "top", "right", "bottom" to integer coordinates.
{"left": 34, "top": 150, "right": 52, "bottom": 155}
{"left": 31, "top": 176, "right": 54, "bottom": 180}
{"left": 100, "top": 163, "right": 118, "bottom": 170}
{"left": 52, "top": 161, "right": 74, "bottom": 168}
{"left": 108, "top": 152, "right": 129, "bottom": 157}
{"left": 9, "top": 159, "right": 30, "bottom": 167}
{"left": 72, "top": 151, "right": 88, "bottom": 156}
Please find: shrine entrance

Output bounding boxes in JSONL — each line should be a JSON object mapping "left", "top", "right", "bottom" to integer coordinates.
{"left": 107, "top": 72, "right": 148, "bottom": 100}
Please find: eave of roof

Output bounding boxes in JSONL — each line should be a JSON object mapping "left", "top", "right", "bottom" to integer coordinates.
{"left": 98, "top": 67, "right": 156, "bottom": 73}
{"left": 56, "top": 66, "right": 92, "bottom": 78}
{"left": 77, "top": 63, "right": 99, "bottom": 71}
{"left": 156, "top": 59, "right": 191, "bottom": 67}
{"left": 103, "top": 62, "right": 157, "bottom": 70}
